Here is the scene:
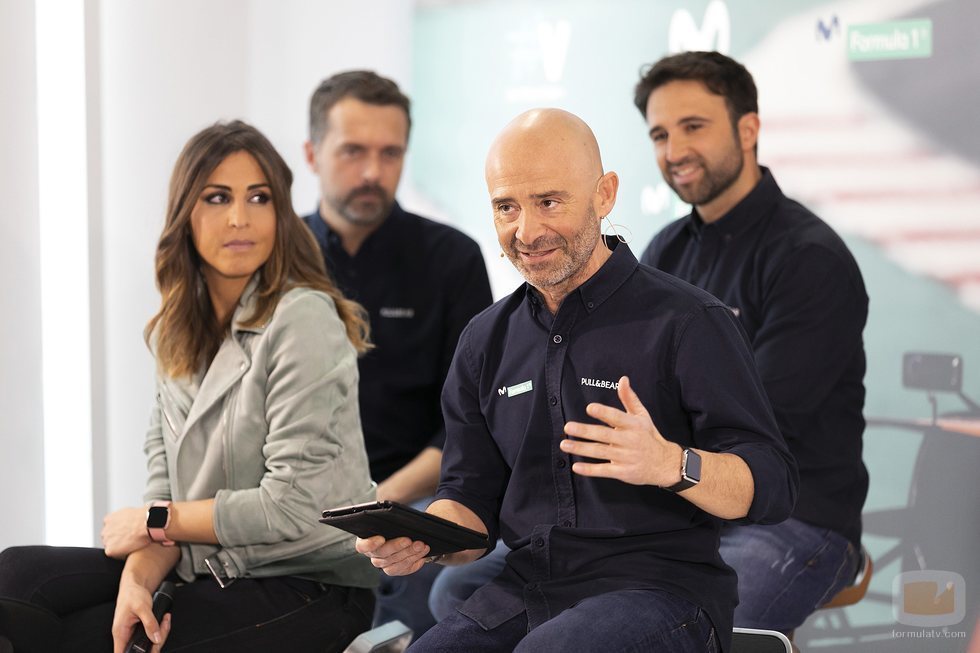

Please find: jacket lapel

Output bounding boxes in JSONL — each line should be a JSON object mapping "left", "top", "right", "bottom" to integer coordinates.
{"left": 180, "top": 335, "right": 250, "bottom": 436}
{"left": 179, "top": 276, "right": 267, "bottom": 436}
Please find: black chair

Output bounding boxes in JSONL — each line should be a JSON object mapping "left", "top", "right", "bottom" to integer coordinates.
{"left": 731, "top": 627, "right": 793, "bottom": 653}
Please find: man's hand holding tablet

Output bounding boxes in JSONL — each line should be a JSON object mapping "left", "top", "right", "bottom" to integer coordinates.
{"left": 321, "top": 500, "right": 490, "bottom": 576}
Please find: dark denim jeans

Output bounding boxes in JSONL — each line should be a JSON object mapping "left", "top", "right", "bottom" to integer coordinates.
{"left": 428, "top": 539, "right": 507, "bottom": 622}
{"left": 0, "top": 546, "right": 374, "bottom": 652}
{"left": 719, "top": 517, "right": 859, "bottom": 632}
{"left": 411, "top": 588, "right": 718, "bottom": 653}
{"left": 431, "top": 519, "right": 858, "bottom": 635}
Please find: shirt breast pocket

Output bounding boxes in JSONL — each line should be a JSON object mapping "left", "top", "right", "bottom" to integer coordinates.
{"left": 484, "top": 383, "right": 537, "bottom": 467}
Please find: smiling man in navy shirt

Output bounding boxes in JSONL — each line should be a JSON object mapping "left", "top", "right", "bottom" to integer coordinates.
{"left": 356, "top": 108, "right": 798, "bottom": 653}
{"left": 635, "top": 52, "right": 869, "bottom": 634}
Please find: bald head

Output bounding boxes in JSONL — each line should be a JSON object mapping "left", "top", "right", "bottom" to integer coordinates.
{"left": 485, "top": 108, "right": 619, "bottom": 312}
{"left": 486, "top": 108, "right": 604, "bottom": 185}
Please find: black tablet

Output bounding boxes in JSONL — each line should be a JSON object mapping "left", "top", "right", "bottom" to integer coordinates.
{"left": 319, "top": 500, "right": 489, "bottom": 556}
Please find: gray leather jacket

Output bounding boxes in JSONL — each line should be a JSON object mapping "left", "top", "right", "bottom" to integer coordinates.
{"left": 143, "top": 281, "right": 376, "bottom": 587}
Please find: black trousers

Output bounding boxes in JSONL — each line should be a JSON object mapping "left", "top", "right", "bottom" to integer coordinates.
{"left": 0, "top": 546, "right": 374, "bottom": 652}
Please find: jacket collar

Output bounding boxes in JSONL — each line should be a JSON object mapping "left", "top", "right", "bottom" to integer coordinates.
{"left": 168, "top": 274, "right": 268, "bottom": 437}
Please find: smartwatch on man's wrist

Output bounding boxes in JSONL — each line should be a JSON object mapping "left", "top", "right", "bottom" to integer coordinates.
{"left": 146, "top": 500, "right": 175, "bottom": 546}
{"left": 665, "top": 448, "right": 702, "bottom": 493}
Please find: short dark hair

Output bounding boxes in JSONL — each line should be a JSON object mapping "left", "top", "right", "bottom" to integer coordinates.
{"left": 633, "top": 51, "right": 758, "bottom": 128}
{"left": 308, "top": 70, "right": 411, "bottom": 144}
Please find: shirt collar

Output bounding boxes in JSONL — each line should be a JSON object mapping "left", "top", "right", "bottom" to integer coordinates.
{"left": 685, "top": 166, "right": 780, "bottom": 240}
{"left": 523, "top": 236, "right": 638, "bottom": 316}
{"left": 309, "top": 201, "right": 405, "bottom": 255}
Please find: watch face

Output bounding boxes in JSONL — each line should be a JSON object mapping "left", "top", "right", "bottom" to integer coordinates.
{"left": 147, "top": 505, "right": 170, "bottom": 529}
{"left": 685, "top": 449, "right": 703, "bottom": 482}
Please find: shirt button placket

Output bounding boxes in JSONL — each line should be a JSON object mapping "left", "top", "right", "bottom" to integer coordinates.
{"left": 546, "top": 324, "right": 575, "bottom": 530}
{"left": 525, "top": 526, "right": 551, "bottom": 629}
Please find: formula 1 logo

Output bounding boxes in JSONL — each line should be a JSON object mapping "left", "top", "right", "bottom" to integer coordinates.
{"left": 668, "top": 0, "right": 731, "bottom": 54}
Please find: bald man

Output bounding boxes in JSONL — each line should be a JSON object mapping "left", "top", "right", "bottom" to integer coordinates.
{"left": 356, "top": 109, "right": 797, "bottom": 652}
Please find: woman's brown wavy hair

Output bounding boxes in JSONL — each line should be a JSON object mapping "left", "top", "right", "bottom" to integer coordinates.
{"left": 145, "top": 120, "right": 370, "bottom": 378}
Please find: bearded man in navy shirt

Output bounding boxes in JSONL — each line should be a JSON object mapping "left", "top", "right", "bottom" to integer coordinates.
{"left": 356, "top": 108, "right": 798, "bottom": 653}
{"left": 635, "top": 51, "right": 869, "bottom": 635}
{"left": 302, "top": 70, "right": 493, "bottom": 638}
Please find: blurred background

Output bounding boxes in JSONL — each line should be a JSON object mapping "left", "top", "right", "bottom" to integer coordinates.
{"left": 1, "top": 1, "right": 977, "bottom": 650}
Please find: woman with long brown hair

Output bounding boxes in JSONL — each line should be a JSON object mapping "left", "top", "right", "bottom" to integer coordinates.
{"left": 0, "top": 121, "right": 377, "bottom": 652}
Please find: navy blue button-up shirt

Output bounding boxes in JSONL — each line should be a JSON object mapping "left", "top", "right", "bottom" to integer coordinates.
{"left": 303, "top": 203, "right": 493, "bottom": 481}
{"left": 641, "top": 168, "right": 868, "bottom": 546}
{"left": 437, "top": 241, "right": 797, "bottom": 648}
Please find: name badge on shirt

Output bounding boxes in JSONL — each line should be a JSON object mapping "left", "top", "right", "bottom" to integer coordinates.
{"left": 379, "top": 307, "right": 415, "bottom": 319}
{"left": 498, "top": 380, "right": 533, "bottom": 397}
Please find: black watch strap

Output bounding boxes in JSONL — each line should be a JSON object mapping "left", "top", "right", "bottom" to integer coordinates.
{"left": 665, "top": 448, "right": 702, "bottom": 492}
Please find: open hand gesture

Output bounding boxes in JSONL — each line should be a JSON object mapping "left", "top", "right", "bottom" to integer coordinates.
{"left": 561, "top": 376, "right": 683, "bottom": 488}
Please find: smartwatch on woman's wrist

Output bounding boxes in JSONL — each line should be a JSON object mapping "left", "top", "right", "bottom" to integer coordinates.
{"left": 146, "top": 500, "right": 175, "bottom": 546}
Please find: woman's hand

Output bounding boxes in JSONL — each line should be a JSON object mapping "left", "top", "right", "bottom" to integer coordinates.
{"left": 102, "top": 506, "right": 151, "bottom": 559}
{"left": 111, "top": 578, "right": 172, "bottom": 653}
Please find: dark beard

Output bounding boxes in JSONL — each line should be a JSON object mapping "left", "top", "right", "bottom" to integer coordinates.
{"left": 666, "top": 145, "right": 743, "bottom": 207}
{"left": 331, "top": 184, "right": 393, "bottom": 225}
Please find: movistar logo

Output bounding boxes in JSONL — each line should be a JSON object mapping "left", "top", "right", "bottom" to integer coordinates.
{"left": 498, "top": 380, "right": 533, "bottom": 397}
{"left": 581, "top": 378, "right": 619, "bottom": 390}
{"left": 668, "top": 0, "right": 730, "bottom": 54}
{"left": 816, "top": 16, "right": 840, "bottom": 41}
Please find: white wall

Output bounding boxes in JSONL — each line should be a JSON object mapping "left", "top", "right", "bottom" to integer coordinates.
{"left": 247, "top": 0, "right": 416, "bottom": 215}
{"left": 0, "top": 0, "right": 417, "bottom": 546}
{"left": 98, "top": 0, "right": 252, "bottom": 523}
{"left": 0, "top": 0, "right": 45, "bottom": 548}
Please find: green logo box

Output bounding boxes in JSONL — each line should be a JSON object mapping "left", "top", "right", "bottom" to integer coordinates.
{"left": 848, "top": 19, "right": 933, "bottom": 61}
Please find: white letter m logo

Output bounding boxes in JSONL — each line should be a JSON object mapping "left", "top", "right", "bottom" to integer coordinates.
{"left": 668, "top": 0, "right": 731, "bottom": 54}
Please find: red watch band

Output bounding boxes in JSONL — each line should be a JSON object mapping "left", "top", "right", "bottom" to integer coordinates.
{"left": 146, "top": 500, "right": 175, "bottom": 546}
